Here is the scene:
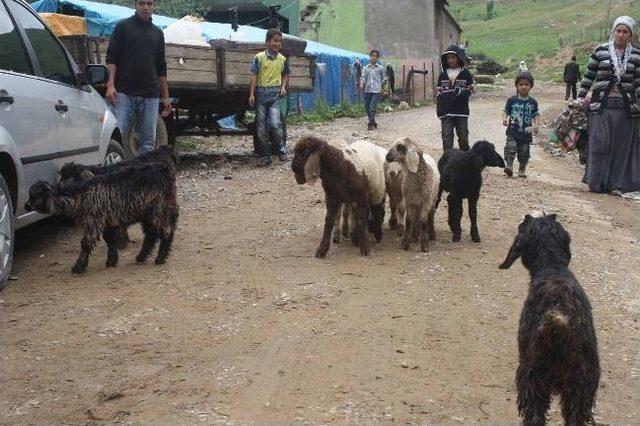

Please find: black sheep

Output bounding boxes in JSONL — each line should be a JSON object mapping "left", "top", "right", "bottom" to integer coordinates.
{"left": 436, "top": 140, "right": 505, "bottom": 242}
{"left": 26, "top": 162, "right": 179, "bottom": 274}
{"left": 499, "top": 214, "right": 600, "bottom": 426}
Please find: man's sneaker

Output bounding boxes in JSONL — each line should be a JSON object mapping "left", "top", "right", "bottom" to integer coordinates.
{"left": 373, "top": 122, "right": 378, "bottom": 129}
{"left": 504, "top": 167, "right": 513, "bottom": 177}
{"left": 278, "top": 153, "right": 288, "bottom": 162}
{"left": 257, "top": 157, "right": 272, "bottom": 167}
{"left": 367, "top": 123, "right": 374, "bottom": 130}
{"left": 610, "top": 189, "right": 623, "bottom": 197}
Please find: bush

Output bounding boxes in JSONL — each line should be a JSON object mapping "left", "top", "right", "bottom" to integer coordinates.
{"left": 476, "top": 59, "right": 509, "bottom": 75}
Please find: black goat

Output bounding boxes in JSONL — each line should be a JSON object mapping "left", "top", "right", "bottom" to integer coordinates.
{"left": 499, "top": 214, "right": 600, "bottom": 426}
{"left": 26, "top": 162, "right": 179, "bottom": 274}
{"left": 58, "top": 145, "right": 178, "bottom": 186}
{"left": 436, "top": 140, "right": 505, "bottom": 242}
{"left": 58, "top": 146, "right": 178, "bottom": 248}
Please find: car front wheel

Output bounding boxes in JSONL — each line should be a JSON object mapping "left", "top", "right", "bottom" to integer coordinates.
{"left": 0, "top": 174, "right": 15, "bottom": 292}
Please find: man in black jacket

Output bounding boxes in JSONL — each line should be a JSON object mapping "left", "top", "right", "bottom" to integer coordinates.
{"left": 106, "top": 0, "right": 170, "bottom": 154}
{"left": 563, "top": 55, "right": 581, "bottom": 101}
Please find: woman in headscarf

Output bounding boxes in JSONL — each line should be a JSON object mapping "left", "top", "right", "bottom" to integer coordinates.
{"left": 578, "top": 16, "right": 640, "bottom": 195}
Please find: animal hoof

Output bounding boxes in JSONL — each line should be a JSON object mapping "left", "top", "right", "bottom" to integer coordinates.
{"left": 472, "top": 236, "right": 481, "bottom": 243}
{"left": 105, "top": 261, "right": 117, "bottom": 268}
{"left": 154, "top": 257, "right": 166, "bottom": 265}
{"left": 420, "top": 244, "right": 428, "bottom": 252}
{"left": 135, "top": 255, "right": 147, "bottom": 264}
{"left": 452, "top": 235, "right": 461, "bottom": 242}
{"left": 71, "top": 264, "right": 86, "bottom": 274}
{"left": 315, "top": 249, "right": 327, "bottom": 259}
{"left": 360, "top": 247, "right": 370, "bottom": 256}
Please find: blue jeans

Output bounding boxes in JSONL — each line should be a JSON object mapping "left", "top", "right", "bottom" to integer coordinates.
{"left": 115, "top": 93, "right": 159, "bottom": 154}
{"left": 256, "top": 94, "right": 285, "bottom": 159}
{"left": 364, "top": 92, "right": 380, "bottom": 125}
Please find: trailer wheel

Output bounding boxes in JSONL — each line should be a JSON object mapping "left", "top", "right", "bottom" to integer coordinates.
{"left": 124, "top": 114, "right": 168, "bottom": 157}
{"left": 252, "top": 110, "right": 287, "bottom": 156}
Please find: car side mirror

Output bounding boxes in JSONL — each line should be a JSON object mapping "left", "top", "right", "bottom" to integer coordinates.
{"left": 76, "top": 71, "right": 88, "bottom": 86}
{"left": 86, "top": 64, "right": 109, "bottom": 85}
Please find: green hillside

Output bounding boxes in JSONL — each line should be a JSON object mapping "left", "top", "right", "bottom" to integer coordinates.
{"left": 449, "top": 0, "right": 638, "bottom": 80}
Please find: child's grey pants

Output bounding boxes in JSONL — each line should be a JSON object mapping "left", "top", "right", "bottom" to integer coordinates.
{"left": 504, "top": 135, "right": 531, "bottom": 165}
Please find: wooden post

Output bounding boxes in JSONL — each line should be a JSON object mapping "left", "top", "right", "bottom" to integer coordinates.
{"left": 423, "top": 61, "right": 426, "bottom": 102}
{"left": 431, "top": 61, "right": 436, "bottom": 101}
{"left": 410, "top": 65, "right": 414, "bottom": 105}
{"left": 402, "top": 64, "right": 406, "bottom": 101}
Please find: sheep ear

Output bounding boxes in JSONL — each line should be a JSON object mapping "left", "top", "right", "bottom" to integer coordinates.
{"left": 406, "top": 145, "right": 420, "bottom": 173}
{"left": 548, "top": 214, "right": 557, "bottom": 221}
{"left": 524, "top": 214, "right": 533, "bottom": 222}
{"left": 304, "top": 151, "right": 321, "bottom": 185}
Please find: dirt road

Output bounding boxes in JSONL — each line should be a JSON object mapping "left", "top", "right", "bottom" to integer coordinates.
{"left": 2, "top": 86, "right": 639, "bottom": 425}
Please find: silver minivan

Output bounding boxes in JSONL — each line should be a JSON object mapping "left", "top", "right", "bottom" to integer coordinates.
{"left": 0, "top": 0, "right": 126, "bottom": 289}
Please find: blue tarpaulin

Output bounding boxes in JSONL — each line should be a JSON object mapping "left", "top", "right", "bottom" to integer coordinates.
{"left": 31, "top": 0, "right": 368, "bottom": 109}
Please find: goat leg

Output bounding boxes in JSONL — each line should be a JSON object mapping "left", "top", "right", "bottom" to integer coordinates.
{"left": 72, "top": 226, "right": 100, "bottom": 274}
{"left": 316, "top": 198, "right": 340, "bottom": 258}
{"left": 468, "top": 196, "right": 481, "bottom": 242}
{"left": 137, "top": 221, "right": 159, "bottom": 263}
{"left": 517, "top": 365, "right": 551, "bottom": 426}
{"left": 447, "top": 194, "right": 463, "bottom": 242}
{"left": 103, "top": 227, "right": 120, "bottom": 268}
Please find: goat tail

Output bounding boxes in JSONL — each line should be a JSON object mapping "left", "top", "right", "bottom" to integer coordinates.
{"left": 535, "top": 309, "right": 570, "bottom": 353}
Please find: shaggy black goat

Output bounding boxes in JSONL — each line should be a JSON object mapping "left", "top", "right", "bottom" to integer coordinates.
{"left": 58, "top": 145, "right": 178, "bottom": 186}
{"left": 26, "top": 162, "right": 179, "bottom": 273}
{"left": 499, "top": 214, "right": 600, "bottom": 426}
{"left": 58, "top": 146, "right": 178, "bottom": 248}
{"left": 436, "top": 140, "right": 505, "bottom": 242}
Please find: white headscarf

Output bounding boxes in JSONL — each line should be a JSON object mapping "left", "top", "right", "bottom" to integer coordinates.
{"left": 608, "top": 16, "right": 636, "bottom": 82}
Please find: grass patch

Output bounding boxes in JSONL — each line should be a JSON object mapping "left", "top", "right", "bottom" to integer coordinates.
{"left": 287, "top": 99, "right": 396, "bottom": 125}
{"left": 451, "top": 0, "right": 637, "bottom": 71}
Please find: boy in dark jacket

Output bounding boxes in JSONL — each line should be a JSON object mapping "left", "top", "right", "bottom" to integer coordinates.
{"left": 436, "top": 45, "right": 474, "bottom": 151}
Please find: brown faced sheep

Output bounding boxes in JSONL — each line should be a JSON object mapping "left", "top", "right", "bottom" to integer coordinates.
{"left": 25, "top": 162, "right": 179, "bottom": 273}
{"left": 386, "top": 138, "right": 440, "bottom": 251}
{"left": 292, "top": 136, "right": 385, "bottom": 258}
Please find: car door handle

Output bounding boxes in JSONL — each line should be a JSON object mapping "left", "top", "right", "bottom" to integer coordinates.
{"left": 0, "top": 94, "right": 14, "bottom": 104}
{"left": 55, "top": 101, "right": 69, "bottom": 112}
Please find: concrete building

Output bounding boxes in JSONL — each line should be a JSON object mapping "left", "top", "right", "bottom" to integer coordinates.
{"left": 299, "top": 0, "right": 462, "bottom": 100}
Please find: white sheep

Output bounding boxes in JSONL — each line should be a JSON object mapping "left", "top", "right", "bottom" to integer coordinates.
{"left": 386, "top": 137, "right": 440, "bottom": 251}
{"left": 332, "top": 140, "right": 387, "bottom": 245}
